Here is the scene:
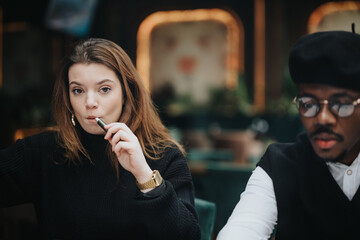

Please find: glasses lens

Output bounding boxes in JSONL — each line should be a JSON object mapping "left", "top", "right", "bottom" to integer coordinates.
{"left": 297, "top": 97, "right": 319, "bottom": 117}
{"left": 336, "top": 104, "right": 354, "bottom": 117}
{"left": 329, "top": 97, "right": 356, "bottom": 117}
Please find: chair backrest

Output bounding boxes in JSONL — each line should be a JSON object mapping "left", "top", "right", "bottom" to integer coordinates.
{"left": 192, "top": 165, "right": 253, "bottom": 234}
{"left": 195, "top": 198, "right": 216, "bottom": 240}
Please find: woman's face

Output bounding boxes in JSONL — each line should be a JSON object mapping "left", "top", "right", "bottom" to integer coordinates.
{"left": 68, "top": 63, "right": 124, "bottom": 135}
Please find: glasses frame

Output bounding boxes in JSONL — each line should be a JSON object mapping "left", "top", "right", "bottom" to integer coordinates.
{"left": 292, "top": 96, "right": 360, "bottom": 118}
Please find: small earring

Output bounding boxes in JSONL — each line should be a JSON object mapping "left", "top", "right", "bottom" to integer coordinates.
{"left": 71, "top": 114, "right": 76, "bottom": 126}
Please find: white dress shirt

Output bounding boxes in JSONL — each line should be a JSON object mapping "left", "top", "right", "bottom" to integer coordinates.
{"left": 217, "top": 152, "right": 360, "bottom": 240}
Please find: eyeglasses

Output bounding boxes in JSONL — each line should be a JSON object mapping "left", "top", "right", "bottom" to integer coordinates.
{"left": 293, "top": 96, "right": 360, "bottom": 117}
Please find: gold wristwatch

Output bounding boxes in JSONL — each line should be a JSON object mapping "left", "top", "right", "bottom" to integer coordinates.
{"left": 136, "top": 170, "right": 163, "bottom": 190}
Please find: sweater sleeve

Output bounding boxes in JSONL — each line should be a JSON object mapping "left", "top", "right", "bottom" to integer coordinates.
{"left": 0, "top": 139, "right": 30, "bottom": 207}
{"left": 132, "top": 147, "right": 201, "bottom": 240}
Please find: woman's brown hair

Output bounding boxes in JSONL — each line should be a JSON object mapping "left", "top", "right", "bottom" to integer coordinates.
{"left": 52, "top": 38, "right": 184, "bottom": 177}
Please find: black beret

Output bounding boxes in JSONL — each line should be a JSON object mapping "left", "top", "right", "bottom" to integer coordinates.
{"left": 289, "top": 31, "right": 360, "bottom": 91}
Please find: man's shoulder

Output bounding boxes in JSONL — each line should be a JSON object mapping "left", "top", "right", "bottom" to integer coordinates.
{"left": 258, "top": 132, "right": 311, "bottom": 168}
{"left": 267, "top": 134, "right": 306, "bottom": 156}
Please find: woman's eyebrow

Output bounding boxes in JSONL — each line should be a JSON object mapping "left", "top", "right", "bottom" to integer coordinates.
{"left": 69, "top": 81, "right": 82, "bottom": 86}
{"left": 97, "top": 79, "right": 115, "bottom": 85}
{"left": 69, "top": 79, "right": 115, "bottom": 86}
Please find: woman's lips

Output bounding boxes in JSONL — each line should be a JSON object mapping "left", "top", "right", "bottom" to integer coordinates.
{"left": 87, "top": 116, "right": 97, "bottom": 122}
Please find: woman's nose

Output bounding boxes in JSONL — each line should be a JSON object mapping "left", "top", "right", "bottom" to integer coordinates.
{"left": 85, "top": 92, "right": 99, "bottom": 109}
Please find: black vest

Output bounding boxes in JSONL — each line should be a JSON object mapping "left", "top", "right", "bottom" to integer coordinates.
{"left": 258, "top": 133, "right": 360, "bottom": 240}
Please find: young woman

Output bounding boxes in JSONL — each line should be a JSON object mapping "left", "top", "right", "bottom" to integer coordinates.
{"left": 1, "top": 38, "right": 200, "bottom": 239}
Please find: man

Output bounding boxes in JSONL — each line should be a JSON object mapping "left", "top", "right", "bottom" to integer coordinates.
{"left": 217, "top": 30, "right": 360, "bottom": 240}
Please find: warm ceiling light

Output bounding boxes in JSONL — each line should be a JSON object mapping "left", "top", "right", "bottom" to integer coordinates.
{"left": 308, "top": 1, "right": 360, "bottom": 33}
{"left": 136, "top": 8, "right": 244, "bottom": 91}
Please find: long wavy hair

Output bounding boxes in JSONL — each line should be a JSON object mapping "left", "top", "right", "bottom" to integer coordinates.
{"left": 52, "top": 38, "right": 184, "bottom": 177}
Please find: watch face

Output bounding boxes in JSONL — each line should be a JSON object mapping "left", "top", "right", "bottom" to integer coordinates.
{"left": 153, "top": 170, "right": 163, "bottom": 186}
{"left": 137, "top": 170, "right": 163, "bottom": 190}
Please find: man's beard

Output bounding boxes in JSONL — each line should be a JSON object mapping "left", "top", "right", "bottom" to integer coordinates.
{"left": 319, "top": 150, "right": 346, "bottom": 163}
{"left": 309, "top": 126, "right": 344, "bottom": 142}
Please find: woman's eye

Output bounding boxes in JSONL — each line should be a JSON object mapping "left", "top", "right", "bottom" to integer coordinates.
{"left": 100, "top": 87, "right": 111, "bottom": 93}
{"left": 72, "top": 88, "right": 83, "bottom": 94}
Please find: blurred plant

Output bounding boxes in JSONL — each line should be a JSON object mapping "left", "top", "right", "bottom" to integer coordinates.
{"left": 264, "top": 67, "right": 298, "bottom": 117}
{"left": 0, "top": 85, "right": 53, "bottom": 127}
{"left": 165, "top": 94, "right": 195, "bottom": 117}
{"left": 153, "top": 71, "right": 298, "bottom": 119}
{"left": 207, "top": 75, "right": 253, "bottom": 116}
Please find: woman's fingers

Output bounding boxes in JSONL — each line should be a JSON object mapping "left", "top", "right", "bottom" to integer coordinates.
{"left": 110, "top": 130, "right": 125, "bottom": 146}
{"left": 103, "top": 122, "right": 139, "bottom": 153}
{"left": 104, "top": 123, "right": 137, "bottom": 141}
{"left": 105, "top": 123, "right": 132, "bottom": 136}
{"left": 102, "top": 122, "right": 149, "bottom": 176}
{"left": 113, "top": 141, "right": 132, "bottom": 156}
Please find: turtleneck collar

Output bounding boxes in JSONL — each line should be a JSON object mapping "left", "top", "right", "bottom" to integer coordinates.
{"left": 76, "top": 125, "right": 109, "bottom": 156}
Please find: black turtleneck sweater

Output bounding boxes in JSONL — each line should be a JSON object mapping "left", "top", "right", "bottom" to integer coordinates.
{"left": 0, "top": 129, "right": 200, "bottom": 240}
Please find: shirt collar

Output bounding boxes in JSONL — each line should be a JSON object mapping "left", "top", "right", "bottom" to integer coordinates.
{"left": 326, "top": 152, "right": 360, "bottom": 168}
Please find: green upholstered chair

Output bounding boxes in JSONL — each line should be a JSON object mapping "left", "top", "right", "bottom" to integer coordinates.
{"left": 195, "top": 198, "right": 216, "bottom": 240}
{"left": 192, "top": 163, "right": 253, "bottom": 234}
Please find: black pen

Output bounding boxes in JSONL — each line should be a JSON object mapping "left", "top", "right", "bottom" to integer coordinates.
{"left": 95, "top": 117, "right": 107, "bottom": 132}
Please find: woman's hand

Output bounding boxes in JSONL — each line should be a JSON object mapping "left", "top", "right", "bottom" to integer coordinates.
{"left": 104, "top": 122, "right": 153, "bottom": 186}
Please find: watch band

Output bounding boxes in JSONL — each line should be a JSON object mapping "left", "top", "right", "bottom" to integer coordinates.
{"left": 136, "top": 170, "right": 163, "bottom": 190}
